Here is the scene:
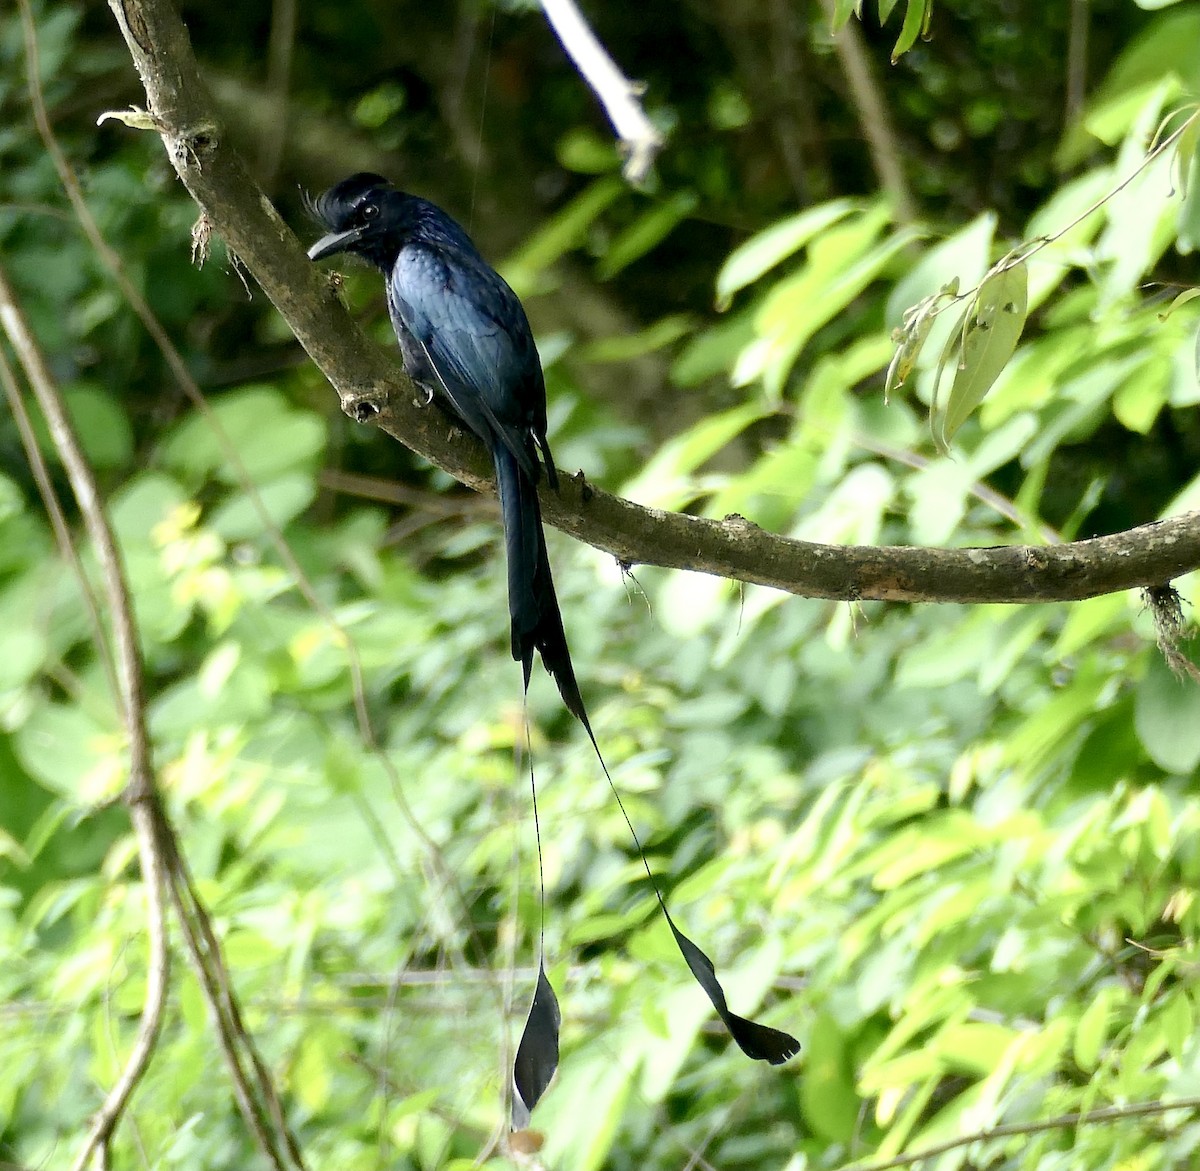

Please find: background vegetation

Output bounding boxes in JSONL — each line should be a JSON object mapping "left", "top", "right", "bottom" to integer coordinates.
{"left": 3, "top": 0, "right": 1200, "bottom": 1168}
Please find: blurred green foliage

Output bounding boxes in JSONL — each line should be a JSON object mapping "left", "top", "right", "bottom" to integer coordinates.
{"left": 3, "top": 1, "right": 1200, "bottom": 1169}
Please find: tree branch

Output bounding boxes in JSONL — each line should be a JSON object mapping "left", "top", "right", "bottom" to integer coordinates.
{"left": 104, "top": 0, "right": 1200, "bottom": 608}
{"left": 537, "top": 0, "right": 663, "bottom": 183}
{"left": 0, "top": 261, "right": 170, "bottom": 1171}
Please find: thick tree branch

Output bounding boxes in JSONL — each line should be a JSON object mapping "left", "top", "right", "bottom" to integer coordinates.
{"left": 106, "top": 0, "right": 1200, "bottom": 607}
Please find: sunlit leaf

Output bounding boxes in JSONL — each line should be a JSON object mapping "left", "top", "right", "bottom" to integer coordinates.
{"left": 715, "top": 199, "right": 858, "bottom": 309}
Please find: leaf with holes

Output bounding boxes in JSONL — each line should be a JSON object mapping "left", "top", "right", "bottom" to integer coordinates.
{"left": 939, "top": 261, "right": 1029, "bottom": 446}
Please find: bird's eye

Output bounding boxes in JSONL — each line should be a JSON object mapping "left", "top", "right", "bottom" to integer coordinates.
{"left": 361, "top": 203, "right": 379, "bottom": 220}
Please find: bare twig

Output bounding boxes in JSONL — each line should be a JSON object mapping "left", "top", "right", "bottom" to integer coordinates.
{"left": 160, "top": 842, "right": 306, "bottom": 1171}
{"left": 817, "top": 0, "right": 917, "bottom": 223}
{"left": 0, "top": 262, "right": 170, "bottom": 1171}
{"left": 836, "top": 1094, "right": 1200, "bottom": 1171}
{"left": 537, "top": 0, "right": 663, "bottom": 182}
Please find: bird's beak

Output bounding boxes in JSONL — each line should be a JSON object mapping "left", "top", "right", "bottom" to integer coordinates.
{"left": 307, "top": 227, "right": 363, "bottom": 261}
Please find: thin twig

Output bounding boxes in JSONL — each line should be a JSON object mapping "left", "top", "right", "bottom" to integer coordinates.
{"left": 836, "top": 1094, "right": 1200, "bottom": 1171}
{"left": 0, "top": 353, "right": 121, "bottom": 700}
{"left": 0, "top": 262, "right": 171, "bottom": 1171}
{"left": 537, "top": 0, "right": 663, "bottom": 182}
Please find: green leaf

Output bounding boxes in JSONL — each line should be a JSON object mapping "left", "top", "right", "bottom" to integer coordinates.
{"left": 597, "top": 191, "right": 698, "bottom": 279}
{"left": 1173, "top": 113, "right": 1200, "bottom": 197}
{"left": 1158, "top": 287, "right": 1200, "bottom": 320}
{"left": 891, "top": 0, "right": 931, "bottom": 62}
{"left": 579, "top": 314, "right": 693, "bottom": 362}
{"left": 503, "top": 176, "right": 624, "bottom": 292}
{"left": 743, "top": 211, "right": 919, "bottom": 396}
{"left": 556, "top": 126, "right": 620, "bottom": 174}
{"left": 800, "top": 1013, "right": 859, "bottom": 1142}
{"left": 715, "top": 199, "right": 858, "bottom": 309}
{"left": 621, "top": 402, "right": 770, "bottom": 506}
{"left": 887, "top": 211, "right": 993, "bottom": 335}
{"left": 831, "top": 0, "right": 862, "bottom": 30}
{"left": 13, "top": 703, "right": 120, "bottom": 801}
{"left": 160, "top": 386, "right": 326, "bottom": 486}
{"left": 208, "top": 472, "right": 317, "bottom": 540}
{"left": 938, "top": 260, "right": 1029, "bottom": 446}
{"left": 1074, "top": 985, "right": 1119, "bottom": 1070}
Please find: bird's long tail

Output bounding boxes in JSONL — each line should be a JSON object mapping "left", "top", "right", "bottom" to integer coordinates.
{"left": 494, "top": 444, "right": 798, "bottom": 1127}
{"left": 493, "top": 444, "right": 589, "bottom": 728}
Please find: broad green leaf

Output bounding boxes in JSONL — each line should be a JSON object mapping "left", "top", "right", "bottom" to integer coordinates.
{"left": 800, "top": 1013, "right": 859, "bottom": 1142}
{"left": 580, "top": 314, "right": 693, "bottom": 362}
{"left": 13, "top": 703, "right": 121, "bottom": 801}
{"left": 1162, "top": 992, "right": 1194, "bottom": 1063}
{"left": 160, "top": 386, "right": 326, "bottom": 486}
{"left": 743, "top": 214, "right": 919, "bottom": 396}
{"left": 1174, "top": 113, "right": 1200, "bottom": 197}
{"left": 1112, "top": 354, "right": 1170, "bottom": 433}
{"left": 831, "top": 0, "right": 862, "bottom": 31}
{"left": 889, "top": 215, "right": 994, "bottom": 331}
{"left": 621, "top": 401, "right": 769, "bottom": 506}
{"left": 556, "top": 126, "right": 620, "bottom": 174}
{"left": 1096, "top": 89, "right": 1180, "bottom": 307}
{"left": 30, "top": 384, "right": 134, "bottom": 470}
{"left": 938, "top": 260, "right": 1029, "bottom": 446}
{"left": 208, "top": 472, "right": 318, "bottom": 540}
{"left": 671, "top": 310, "right": 756, "bottom": 385}
{"left": 715, "top": 199, "right": 858, "bottom": 309}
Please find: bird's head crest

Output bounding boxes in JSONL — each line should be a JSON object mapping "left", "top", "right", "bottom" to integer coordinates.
{"left": 306, "top": 172, "right": 397, "bottom": 264}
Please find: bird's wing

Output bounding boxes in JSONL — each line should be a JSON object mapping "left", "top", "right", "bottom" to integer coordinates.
{"left": 389, "top": 243, "right": 541, "bottom": 480}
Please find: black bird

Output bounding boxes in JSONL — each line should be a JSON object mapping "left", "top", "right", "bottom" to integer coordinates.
{"left": 308, "top": 172, "right": 585, "bottom": 729}
{"left": 307, "top": 174, "right": 798, "bottom": 1119}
